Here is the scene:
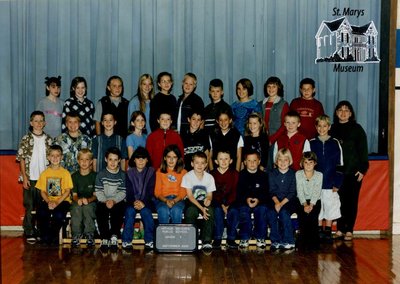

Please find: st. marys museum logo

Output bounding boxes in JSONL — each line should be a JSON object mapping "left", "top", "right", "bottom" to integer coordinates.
{"left": 315, "top": 16, "right": 380, "bottom": 72}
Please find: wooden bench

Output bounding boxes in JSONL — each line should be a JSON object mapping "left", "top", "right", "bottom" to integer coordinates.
{"left": 60, "top": 212, "right": 299, "bottom": 245}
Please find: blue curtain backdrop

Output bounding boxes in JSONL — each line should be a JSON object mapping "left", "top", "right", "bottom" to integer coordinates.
{"left": 0, "top": 0, "right": 380, "bottom": 151}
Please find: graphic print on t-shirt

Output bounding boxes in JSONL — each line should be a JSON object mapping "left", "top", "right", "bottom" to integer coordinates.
{"left": 193, "top": 185, "right": 207, "bottom": 201}
{"left": 46, "top": 177, "right": 62, "bottom": 197}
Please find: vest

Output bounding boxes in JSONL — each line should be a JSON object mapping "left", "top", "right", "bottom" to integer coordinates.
{"left": 210, "top": 127, "right": 241, "bottom": 168}
{"left": 101, "top": 96, "right": 129, "bottom": 138}
{"left": 261, "top": 97, "right": 286, "bottom": 136}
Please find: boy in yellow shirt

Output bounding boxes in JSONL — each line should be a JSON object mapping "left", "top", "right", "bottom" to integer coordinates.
{"left": 36, "top": 145, "right": 73, "bottom": 245}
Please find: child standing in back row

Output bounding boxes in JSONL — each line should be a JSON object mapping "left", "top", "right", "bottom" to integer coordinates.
{"left": 62, "top": 76, "right": 95, "bottom": 138}
{"left": 290, "top": 78, "right": 325, "bottom": 140}
{"left": 203, "top": 79, "right": 232, "bottom": 134}
{"left": 260, "top": 77, "right": 289, "bottom": 169}
{"left": 231, "top": 78, "right": 261, "bottom": 136}
{"left": 149, "top": 72, "right": 177, "bottom": 131}
{"left": 128, "top": 74, "right": 154, "bottom": 135}
{"left": 176, "top": 73, "right": 204, "bottom": 134}
{"left": 17, "top": 111, "right": 53, "bottom": 243}
{"left": 94, "top": 76, "right": 129, "bottom": 138}
{"left": 37, "top": 76, "right": 64, "bottom": 138}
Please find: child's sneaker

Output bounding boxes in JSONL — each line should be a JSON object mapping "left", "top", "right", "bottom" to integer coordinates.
{"left": 100, "top": 239, "right": 109, "bottom": 250}
{"left": 256, "top": 239, "right": 266, "bottom": 249}
{"left": 145, "top": 241, "right": 154, "bottom": 250}
{"left": 26, "top": 235, "right": 37, "bottom": 244}
{"left": 212, "top": 239, "right": 222, "bottom": 249}
{"left": 122, "top": 241, "right": 133, "bottom": 250}
{"left": 202, "top": 242, "right": 213, "bottom": 255}
{"left": 271, "top": 242, "right": 280, "bottom": 250}
{"left": 109, "top": 235, "right": 118, "bottom": 251}
{"left": 282, "top": 243, "right": 295, "bottom": 250}
{"left": 226, "top": 239, "right": 239, "bottom": 249}
{"left": 71, "top": 235, "right": 81, "bottom": 247}
{"left": 239, "top": 240, "right": 249, "bottom": 248}
{"left": 86, "top": 234, "right": 95, "bottom": 247}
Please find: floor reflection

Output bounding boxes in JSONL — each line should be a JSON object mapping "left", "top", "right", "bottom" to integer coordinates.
{"left": 1, "top": 233, "right": 396, "bottom": 283}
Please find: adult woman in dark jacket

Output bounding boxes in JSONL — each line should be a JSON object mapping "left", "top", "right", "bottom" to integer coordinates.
{"left": 330, "top": 101, "right": 369, "bottom": 241}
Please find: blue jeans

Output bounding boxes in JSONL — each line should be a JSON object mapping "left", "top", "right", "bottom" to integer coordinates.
{"left": 214, "top": 205, "right": 225, "bottom": 240}
{"left": 268, "top": 206, "right": 294, "bottom": 244}
{"left": 214, "top": 205, "right": 240, "bottom": 241}
{"left": 238, "top": 205, "right": 268, "bottom": 240}
{"left": 122, "top": 205, "right": 154, "bottom": 243}
{"left": 155, "top": 195, "right": 185, "bottom": 224}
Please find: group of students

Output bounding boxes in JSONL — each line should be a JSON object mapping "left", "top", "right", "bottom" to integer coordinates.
{"left": 16, "top": 72, "right": 369, "bottom": 252}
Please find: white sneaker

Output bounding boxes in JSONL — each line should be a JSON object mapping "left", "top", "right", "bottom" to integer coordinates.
{"left": 110, "top": 235, "right": 118, "bottom": 250}
{"left": 239, "top": 240, "right": 249, "bottom": 248}
{"left": 271, "top": 242, "right": 280, "bottom": 250}
{"left": 145, "top": 241, "right": 154, "bottom": 249}
{"left": 282, "top": 243, "right": 295, "bottom": 250}
{"left": 256, "top": 239, "right": 266, "bottom": 248}
{"left": 122, "top": 241, "right": 132, "bottom": 249}
{"left": 100, "top": 239, "right": 109, "bottom": 250}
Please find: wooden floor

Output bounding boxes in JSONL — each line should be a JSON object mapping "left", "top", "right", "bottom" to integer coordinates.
{"left": 1, "top": 232, "right": 398, "bottom": 283}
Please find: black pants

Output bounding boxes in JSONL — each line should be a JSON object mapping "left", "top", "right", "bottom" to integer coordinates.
{"left": 37, "top": 200, "right": 70, "bottom": 243}
{"left": 297, "top": 200, "right": 321, "bottom": 248}
{"left": 96, "top": 201, "right": 126, "bottom": 239}
{"left": 337, "top": 174, "right": 363, "bottom": 233}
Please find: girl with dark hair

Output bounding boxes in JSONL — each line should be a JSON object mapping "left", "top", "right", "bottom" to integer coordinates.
{"left": 94, "top": 76, "right": 129, "bottom": 138}
{"left": 62, "top": 76, "right": 95, "bottom": 137}
{"left": 154, "top": 144, "right": 187, "bottom": 224}
{"left": 36, "top": 76, "right": 64, "bottom": 138}
{"left": 122, "top": 147, "right": 156, "bottom": 250}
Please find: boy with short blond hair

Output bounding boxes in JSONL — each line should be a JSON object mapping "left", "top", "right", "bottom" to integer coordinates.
{"left": 70, "top": 148, "right": 97, "bottom": 247}
{"left": 35, "top": 145, "right": 73, "bottom": 245}
{"left": 16, "top": 111, "right": 53, "bottom": 243}
{"left": 182, "top": 152, "right": 216, "bottom": 251}
{"left": 310, "top": 115, "right": 343, "bottom": 242}
{"left": 176, "top": 73, "right": 204, "bottom": 133}
{"left": 273, "top": 111, "right": 310, "bottom": 171}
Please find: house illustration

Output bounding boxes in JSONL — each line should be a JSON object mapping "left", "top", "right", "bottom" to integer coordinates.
{"left": 315, "top": 16, "right": 380, "bottom": 63}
